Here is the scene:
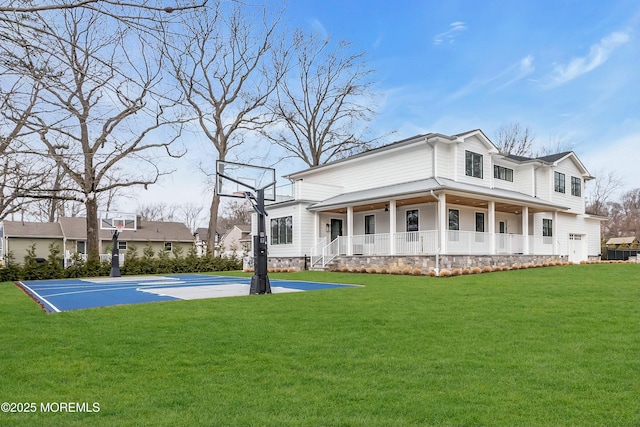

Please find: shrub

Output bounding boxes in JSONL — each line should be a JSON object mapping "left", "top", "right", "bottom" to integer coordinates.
{"left": 462, "top": 268, "right": 470, "bottom": 275}
{"left": 439, "top": 269, "right": 451, "bottom": 277}
{"left": 483, "top": 266, "right": 493, "bottom": 273}
{"left": 471, "top": 267, "right": 482, "bottom": 274}
{"left": 412, "top": 268, "right": 422, "bottom": 276}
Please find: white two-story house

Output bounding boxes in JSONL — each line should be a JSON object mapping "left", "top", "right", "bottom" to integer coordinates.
{"left": 257, "top": 129, "right": 602, "bottom": 272}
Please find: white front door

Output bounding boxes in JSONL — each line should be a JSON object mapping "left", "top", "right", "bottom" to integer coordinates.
{"left": 568, "top": 234, "right": 586, "bottom": 263}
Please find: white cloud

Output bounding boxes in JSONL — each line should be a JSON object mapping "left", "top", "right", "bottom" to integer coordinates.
{"left": 446, "top": 55, "right": 535, "bottom": 101}
{"left": 433, "top": 21, "right": 467, "bottom": 45}
{"left": 543, "top": 31, "right": 630, "bottom": 89}
{"left": 497, "top": 54, "right": 536, "bottom": 89}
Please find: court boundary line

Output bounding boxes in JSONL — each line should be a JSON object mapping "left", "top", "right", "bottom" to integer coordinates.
{"left": 15, "top": 281, "right": 61, "bottom": 313}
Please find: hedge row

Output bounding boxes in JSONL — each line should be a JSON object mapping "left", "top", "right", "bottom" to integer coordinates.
{"left": 0, "top": 243, "right": 243, "bottom": 282}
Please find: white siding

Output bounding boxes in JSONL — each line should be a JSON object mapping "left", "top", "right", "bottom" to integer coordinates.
{"left": 301, "top": 142, "right": 433, "bottom": 193}
{"left": 549, "top": 158, "right": 587, "bottom": 213}
{"left": 263, "top": 202, "right": 316, "bottom": 257}
{"left": 492, "top": 161, "right": 519, "bottom": 192}
{"left": 456, "top": 136, "right": 492, "bottom": 186}
{"left": 294, "top": 181, "right": 343, "bottom": 201}
{"left": 536, "top": 167, "right": 552, "bottom": 201}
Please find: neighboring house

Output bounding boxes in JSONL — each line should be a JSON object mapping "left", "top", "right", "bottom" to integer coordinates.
{"left": 219, "top": 225, "right": 251, "bottom": 258}
{"left": 194, "top": 225, "right": 251, "bottom": 257}
{"left": 193, "top": 227, "right": 211, "bottom": 257}
{"left": 257, "top": 129, "right": 602, "bottom": 272}
{"left": 604, "top": 236, "right": 638, "bottom": 248}
{"left": 1, "top": 217, "right": 194, "bottom": 266}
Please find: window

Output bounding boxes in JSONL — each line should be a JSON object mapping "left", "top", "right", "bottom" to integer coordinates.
{"left": 164, "top": 242, "right": 173, "bottom": 252}
{"left": 465, "top": 150, "right": 483, "bottom": 178}
{"left": 270, "top": 216, "right": 293, "bottom": 245}
{"left": 406, "top": 210, "right": 419, "bottom": 232}
{"left": 494, "top": 165, "right": 513, "bottom": 182}
{"left": 571, "top": 176, "right": 581, "bottom": 197}
{"left": 543, "top": 219, "right": 553, "bottom": 238}
{"left": 554, "top": 172, "right": 565, "bottom": 193}
{"left": 475, "top": 212, "right": 485, "bottom": 233}
{"left": 448, "top": 209, "right": 460, "bottom": 230}
{"left": 118, "top": 241, "right": 127, "bottom": 251}
{"left": 76, "top": 241, "right": 86, "bottom": 254}
{"left": 364, "top": 215, "right": 375, "bottom": 235}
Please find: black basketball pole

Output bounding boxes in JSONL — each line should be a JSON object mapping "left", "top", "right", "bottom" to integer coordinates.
{"left": 110, "top": 229, "right": 121, "bottom": 278}
{"left": 250, "top": 188, "right": 271, "bottom": 294}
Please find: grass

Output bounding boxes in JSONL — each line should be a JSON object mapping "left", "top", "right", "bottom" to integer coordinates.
{"left": 0, "top": 264, "right": 638, "bottom": 426}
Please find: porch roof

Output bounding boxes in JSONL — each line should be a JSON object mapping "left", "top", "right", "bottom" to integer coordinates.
{"left": 308, "top": 177, "right": 568, "bottom": 214}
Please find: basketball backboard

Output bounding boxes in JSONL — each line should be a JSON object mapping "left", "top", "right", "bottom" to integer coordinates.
{"left": 100, "top": 211, "right": 137, "bottom": 231}
{"left": 216, "top": 160, "right": 276, "bottom": 201}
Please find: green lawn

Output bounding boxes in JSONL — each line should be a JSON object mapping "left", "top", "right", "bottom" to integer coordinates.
{"left": 1, "top": 264, "right": 639, "bottom": 426}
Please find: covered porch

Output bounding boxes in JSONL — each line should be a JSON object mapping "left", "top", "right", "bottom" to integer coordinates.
{"left": 309, "top": 188, "right": 564, "bottom": 268}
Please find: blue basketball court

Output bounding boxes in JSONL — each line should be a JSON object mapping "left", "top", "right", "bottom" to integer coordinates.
{"left": 16, "top": 274, "right": 359, "bottom": 313}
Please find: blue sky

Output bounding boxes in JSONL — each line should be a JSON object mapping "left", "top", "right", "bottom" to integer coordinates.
{"left": 138, "top": 0, "right": 639, "bottom": 211}
{"left": 284, "top": 0, "right": 640, "bottom": 187}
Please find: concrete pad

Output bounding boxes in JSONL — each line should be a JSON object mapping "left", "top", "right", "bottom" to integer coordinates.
{"left": 138, "top": 284, "right": 304, "bottom": 300}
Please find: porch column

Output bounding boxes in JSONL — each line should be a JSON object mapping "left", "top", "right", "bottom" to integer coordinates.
{"left": 488, "top": 201, "right": 495, "bottom": 254}
{"left": 552, "top": 210, "right": 558, "bottom": 255}
{"left": 389, "top": 199, "right": 396, "bottom": 255}
{"left": 314, "top": 211, "right": 320, "bottom": 243}
{"left": 438, "top": 193, "right": 447, "bottom": 254}
{"left": 522, "top": 206, "right": 529, "bottom": 255}
{"left": 347, "top": 205, "right": 354, "bottom": 256}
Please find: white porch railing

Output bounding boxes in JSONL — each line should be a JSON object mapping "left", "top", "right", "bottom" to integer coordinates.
{"left": 395, "top": 231, "right": 438, "bottom": 255}
{"left": 312, "top": 230, "right": 563, "bottom": 266}
{"left": 310, "top": 237, "right": 327, "bottom": 267}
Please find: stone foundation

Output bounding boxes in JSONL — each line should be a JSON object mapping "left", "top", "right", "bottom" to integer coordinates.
{"left": 244, "top": 254, "right": 575, "bottom": 275}
{"left": 243, "top": 256, "right": 309, "bottom": 272}
{"left": 324, "top": 254, "right": 569, "bottom": 275}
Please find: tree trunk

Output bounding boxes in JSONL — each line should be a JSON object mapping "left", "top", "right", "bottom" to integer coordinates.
{"left": 207, "top": 194, "right": 221, "bottom": 256}
{"left": 86, "top": 196, "right": 100, "bottom": 262}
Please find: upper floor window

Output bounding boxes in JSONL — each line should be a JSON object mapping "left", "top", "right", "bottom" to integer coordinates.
{"left": 494, "top": 165, "right": 514, "bottom": 182}
{"left": 554, "top": 172, "right": 565, "bottom": 193}
{"left": 571, "top": 176, "right": 581, "bottom": 197}
{"left": 465, "top": 151, "right": 483, "bottom": 179}
{"left": 164, "top": 242, "right": 173, "bottom": 252}
{"left": 271, "top": 216, "right": 293, "bottom": 245}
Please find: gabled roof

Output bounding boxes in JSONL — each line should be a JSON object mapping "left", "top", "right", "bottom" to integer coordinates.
{"left": 605, "top": 236, "right": 638, "bottom": 245}
{"left": 502, "top": 151, "right": 593, "bottom": 179}
{"left": 2, "top": 218, "right": 194, "bottom": 242}
{"left": 286, "top": 130, "right": 497, "bottom": 180}
{"left": 2, "top": 221, "right": 63, "bottom": 238}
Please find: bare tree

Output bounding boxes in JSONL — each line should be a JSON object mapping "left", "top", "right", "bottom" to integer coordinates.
{"left": 534, "top": 134, "right": 575, "bottom": 157}
{"left": 163, "top": 1, "right": 287, "bottom": 253}
{"left": 180, "top": 203, "right": 204, "bottom": 233}
{"left": 585, "top": 169, "right": 624, "bottom": 216}
{"left": 494, "top": 122, "right": 535, "bottom": 156}
{"left": 0, "top": 152, "right": 51, "bottom": 220}
{"left": 4, "top": 8, "right": 186, "bottom": 260}
{"left": 138, "top": 203, "right": 179, "bottom": 222}
{"left": 262, "top": 30, "right": 379, "bottom": 167}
